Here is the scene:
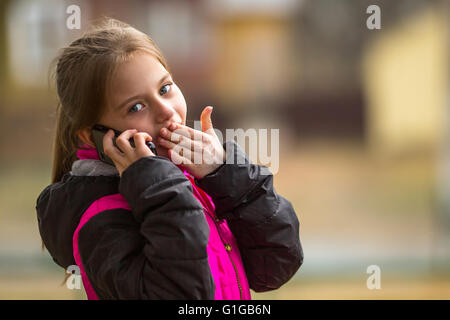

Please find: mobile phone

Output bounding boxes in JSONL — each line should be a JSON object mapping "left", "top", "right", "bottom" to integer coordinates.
{"left": 91, "top": 124, "right": 157, "bottom": 166}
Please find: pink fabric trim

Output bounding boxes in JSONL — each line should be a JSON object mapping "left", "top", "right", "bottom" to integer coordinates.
{"left": 72, "top": 193, "right": 131, "bottom": 300}
{"left": 77, "top": 143, "right": 100, "bottom": 160}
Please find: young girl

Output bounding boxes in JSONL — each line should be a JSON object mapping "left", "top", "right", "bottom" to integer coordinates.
{"left": 36, "top": 18, "right": 303, "bottom": 300}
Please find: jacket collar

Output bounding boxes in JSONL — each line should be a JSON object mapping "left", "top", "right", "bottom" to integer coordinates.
{"left": 71, "top": 143, "right": 189, "bottom": 177}
{"left": 70, "top": 144, "right": 118, "bottom": 177}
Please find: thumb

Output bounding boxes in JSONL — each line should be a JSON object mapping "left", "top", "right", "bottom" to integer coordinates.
{"left": 200, "top": 106, "right": 214, "bottom": 134}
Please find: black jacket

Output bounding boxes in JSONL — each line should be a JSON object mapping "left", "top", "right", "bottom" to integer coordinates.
{"left": 36, "top": 140, "right": 304, "bottom": 299}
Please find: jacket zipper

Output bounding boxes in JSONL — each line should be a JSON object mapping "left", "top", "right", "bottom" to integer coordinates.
{"left": 192, "top": 183, "right": 243, "bottom": 299}
{"left": 190, "top": 178, "right": 246, "bottom": 300}
{"left": 225, "top": 244, "right": 243, "bottom": 299}
{"left": 210, "top": 211, "right": 243, "bottom": 300}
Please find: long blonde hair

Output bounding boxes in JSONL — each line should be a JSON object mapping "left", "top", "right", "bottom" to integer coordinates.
{"left": 50, "top": 17, "right": 171, "bottom": 184}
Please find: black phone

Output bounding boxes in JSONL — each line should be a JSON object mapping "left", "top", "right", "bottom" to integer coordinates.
{"left": 91, "top": 124, "right": 157, "bottom": 166}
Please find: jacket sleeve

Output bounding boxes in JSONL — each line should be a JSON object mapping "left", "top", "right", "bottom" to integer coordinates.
{"left": 195, "top": 140, "right": 304, "bottom": 292}
{"left": 77, "top": 156, "right": 215, "bottom": 299}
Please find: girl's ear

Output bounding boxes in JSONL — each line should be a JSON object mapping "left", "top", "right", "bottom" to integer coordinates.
{"left": 77, "top": 128, "right": 96, "bottom": 148}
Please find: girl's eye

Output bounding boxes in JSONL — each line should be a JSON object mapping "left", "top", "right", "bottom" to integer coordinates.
{"left": 127, "top": 83, "right": 171, "bottom": 114}
{"left": 160, "top": 84, "right": 171, "bottom": 95}
{"left": 128, "top": 103, "right": 144, "bottom": 114}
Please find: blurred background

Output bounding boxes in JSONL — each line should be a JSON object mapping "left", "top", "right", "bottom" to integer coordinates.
{"left": 0, "top": 0, "right": 449, "bottom": 299}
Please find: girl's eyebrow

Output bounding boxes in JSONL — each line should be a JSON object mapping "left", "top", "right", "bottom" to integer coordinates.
{"left": 115, "top": 73, "right": 171, "bottom": 111}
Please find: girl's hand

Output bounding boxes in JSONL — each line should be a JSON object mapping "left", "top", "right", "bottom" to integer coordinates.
{"left": 103, "top": 129, "right": 155, "bottom": 177}
{"left": 158, "top": 106, "right": 225, "bottom": 179}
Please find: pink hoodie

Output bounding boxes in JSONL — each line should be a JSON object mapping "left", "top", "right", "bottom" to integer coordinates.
{"left": 72, "top": 145, "right": 252, "bottom": 300}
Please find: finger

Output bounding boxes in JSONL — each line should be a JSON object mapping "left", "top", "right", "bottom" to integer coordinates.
{"left": 115, "top": 129, "right": 138, "bottom": 153}
{"left": 158, "top": 135, "right": 202, "bottom": 152}
{"left": 133, "top": 132, "right": 154, "bottom": 155}
{"left": 163, "top": 125, "right": 192, "bottom": 141}
{"left": 162, "top": 128, "right": 185, "bottom": 144}
{"left": 160, "top": 137, "right": 204, "bottom": 165}
{"left": 157, "top": 136, "right": 177, "bottom": 149}
{"left": 200, "top": 106, "right": 214, "bottom": 135}
{"left": 173, "top": 143, "right": 196, "bottom": 163}
{"left": 169, "top": 147, "right": 193, "bottom": 165}
{"left": 166, "top": 124, "right": 204, "bottom": 143}
{"left": 103, "top": 129, "right": 124, "bottom": 159}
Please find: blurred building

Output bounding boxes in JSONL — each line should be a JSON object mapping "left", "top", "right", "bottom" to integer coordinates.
{"left": 362, "top": 5, "right": 448, "bottom": 157}
{"left": 203, "top": 0, "right": 302, "bottom": 129}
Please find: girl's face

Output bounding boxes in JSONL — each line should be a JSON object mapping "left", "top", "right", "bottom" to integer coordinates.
{"left": 99, "top": 51, "right": 186, "bottom": 159}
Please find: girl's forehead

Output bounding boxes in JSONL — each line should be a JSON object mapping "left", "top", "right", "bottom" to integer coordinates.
{"left": 116, "top": 52, "right": 166, "bottom": 79}
{"left": 105, "top": 52, "right": 170, "bottom": 110}
{"left": 110, "top": 54, "right": 166, "bottom": 89}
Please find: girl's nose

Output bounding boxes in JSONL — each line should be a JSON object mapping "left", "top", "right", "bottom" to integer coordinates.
{"left": 153, "top": 99, "right": 176, "bottom": 123}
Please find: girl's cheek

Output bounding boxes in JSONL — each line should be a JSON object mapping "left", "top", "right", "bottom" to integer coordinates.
{"left": 173, "top": 84, "right": 187, "bottom": 117}
{"left": 178, "top": 104, "right": 187, "bottom": 124}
